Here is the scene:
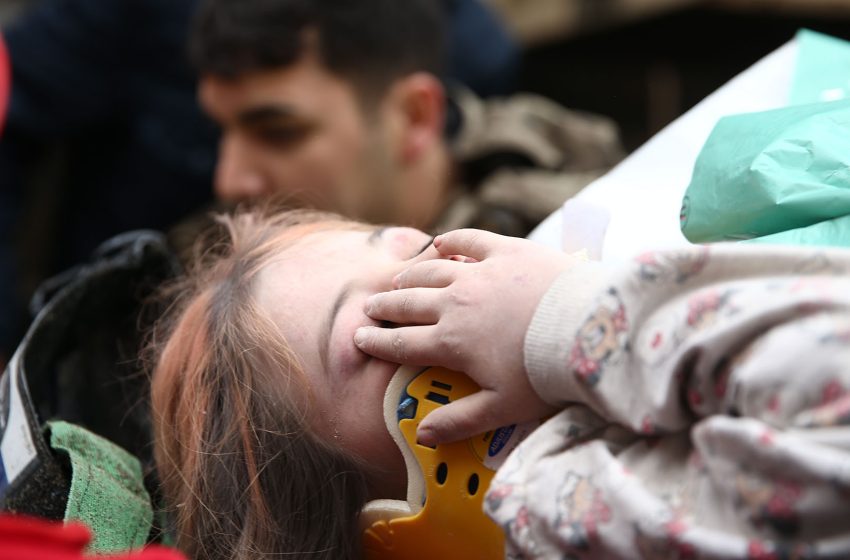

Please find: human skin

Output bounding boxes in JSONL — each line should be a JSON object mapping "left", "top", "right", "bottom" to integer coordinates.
{"left": 198, "top": 44, "right": 450, "bottom": 229}
{"left": 354, "top": 229, "right": 580, "bottom": 446}
{"left": 255, "top": 226, "right": 440, "bottom": 499}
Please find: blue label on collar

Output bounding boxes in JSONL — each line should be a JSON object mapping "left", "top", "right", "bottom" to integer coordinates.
{"left": 488, "top": 425, "right": 516, "bottom": 457}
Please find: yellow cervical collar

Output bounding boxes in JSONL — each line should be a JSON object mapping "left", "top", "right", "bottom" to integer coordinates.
{"left": 361, "top": 366, "right": 512, "bottom": 560}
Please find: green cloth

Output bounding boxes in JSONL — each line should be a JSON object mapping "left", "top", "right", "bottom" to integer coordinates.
{"left": 48, "top": 420, "right": 153, "bottom": 554}
{"left": 680, "top": 30, "right": 850, "bottom": 248}
{"left": 790, "top": 30, "right": 850, "bottom": 105}
{"left": 679, "top": 98, "right": 850, "bottom": 245}
{"left": 744, "top": 213, "right": 850, "bottom": 247}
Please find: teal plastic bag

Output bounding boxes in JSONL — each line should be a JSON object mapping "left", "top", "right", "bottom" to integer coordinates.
{"left": 679, "top": 99, "right": 850, "bottom": 244}
{"left": 743, "top": 213, "right": 850, "bottom": 247}
{"left": 790, "top": 29, "right": 850, "bottom": 105}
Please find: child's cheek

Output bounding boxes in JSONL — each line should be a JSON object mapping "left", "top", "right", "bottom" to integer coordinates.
{"left": 335, "top": 316, "right": 367, "bottom": 377}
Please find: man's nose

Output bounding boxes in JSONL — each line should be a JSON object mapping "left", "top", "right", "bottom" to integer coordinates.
{"left": 214, "top": 136, "right": 269, "bottom": 203}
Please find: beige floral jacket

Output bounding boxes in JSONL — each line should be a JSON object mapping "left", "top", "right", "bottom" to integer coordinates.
{"left": 487, "top": 244, "right": 850, "bottom": 559}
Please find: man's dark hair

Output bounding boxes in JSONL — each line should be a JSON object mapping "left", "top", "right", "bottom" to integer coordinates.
{"left": 190, "top": 0, "right": 446, "bottom": 98}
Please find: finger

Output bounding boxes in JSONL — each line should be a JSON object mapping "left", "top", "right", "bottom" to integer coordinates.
{"left": 407, "top": 242, "right": 442, "bottom": 265}
{"left": 393, "top": 259, "right": 461, "bottom": 289}
{"left": 433, "top": 229, "right": 508, "bottom": 260}
{"left": 354, "top": 324, "right": 446, "bottom": 366}
{"left": 416, "top": 389, "right": 504, "bottom": 446}
{"left": 364, "top": 288, "right": 441, "bottom": 324}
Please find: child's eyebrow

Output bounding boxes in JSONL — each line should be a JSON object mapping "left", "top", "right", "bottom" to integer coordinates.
{"left": 368, "top": 227, "right": 388, "bottom": 246}
{"left": 367, "top": 227, "right": 433, "bottom": 258}
{"left": 414, "top": 237, "right": 435, "bottom": 257}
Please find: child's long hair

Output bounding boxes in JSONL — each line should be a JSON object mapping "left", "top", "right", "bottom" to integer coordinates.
{"left": 150, "top": 209, "right": 373, "bottom": 560}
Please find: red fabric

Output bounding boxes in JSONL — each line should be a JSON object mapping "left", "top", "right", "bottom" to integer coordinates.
{"left": 0, "top": 32, "right": 8, "bottom": 134}
{"left": 0, "top": 514, "right": 186, "bottom": 560}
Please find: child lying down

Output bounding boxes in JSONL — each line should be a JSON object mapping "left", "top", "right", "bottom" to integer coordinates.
{"left": 150, "top": 208, "right": 850, "bottom": 560}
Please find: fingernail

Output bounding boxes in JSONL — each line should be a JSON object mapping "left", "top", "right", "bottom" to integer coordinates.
{"left": 433, "top": 235, "right": 443, "bottom": 248}
{"left": 416, "top": 426, "right": 436, "bottom": 448}
{"left": 353, "top": 327, "right": 368, "bottom": 347}
{"left": 392, "top": 273, "right": 401, "bottom": 289}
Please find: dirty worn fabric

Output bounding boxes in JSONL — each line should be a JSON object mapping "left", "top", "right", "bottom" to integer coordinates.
{"left": 487, "top": 244, "right": 850, "bottom": 559}
{"left": 436, "top": 87, "right": 624, "bottom": 238}
{"left": 48, "top": 421, "right": 153, "bottom": 554}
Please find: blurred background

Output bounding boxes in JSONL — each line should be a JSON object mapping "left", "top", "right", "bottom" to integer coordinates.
{"left": 2, "top": 0, "right": 850, "bottom": 358}
{"left": 5, "top": 0, "right": 850, "bottom": 153}
{"left": 484, "top": 0, "right": 850, "bottom": 151}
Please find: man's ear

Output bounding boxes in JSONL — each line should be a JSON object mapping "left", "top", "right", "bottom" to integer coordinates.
{"left": 387, "top": 73, "right": 446, "bottom": 165}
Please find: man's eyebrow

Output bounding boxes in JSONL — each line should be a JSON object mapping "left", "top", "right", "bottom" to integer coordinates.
{"left": 237, "top": 105, "right": 299, "bottom": 127}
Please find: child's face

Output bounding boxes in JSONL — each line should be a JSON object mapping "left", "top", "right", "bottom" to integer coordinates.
{"left": 257, "top": 225, "right": 438, "bottom": 498}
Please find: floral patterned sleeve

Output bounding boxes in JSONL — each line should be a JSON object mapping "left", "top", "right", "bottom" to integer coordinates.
{"left": 485, "top": 244, "right": 850, "bottom": 559}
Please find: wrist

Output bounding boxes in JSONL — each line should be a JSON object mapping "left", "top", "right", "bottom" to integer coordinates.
{"left": 523, "top": 261, "right": 611, "bottom": 406}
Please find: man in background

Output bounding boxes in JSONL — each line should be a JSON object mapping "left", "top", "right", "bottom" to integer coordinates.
{"left": 193, "top": 0, "right": 623, "bottom": 236}
{"left": 0, "top": 0, "right": 521, "bottom": 364}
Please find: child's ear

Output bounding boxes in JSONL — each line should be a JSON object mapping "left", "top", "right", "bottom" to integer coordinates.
{"left": 387, "top": 73, "right": 446, "bottom": 165}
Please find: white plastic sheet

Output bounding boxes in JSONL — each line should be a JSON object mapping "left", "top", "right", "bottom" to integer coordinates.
{"left": 528, "top": 38, "right": 797, "bottom": 261}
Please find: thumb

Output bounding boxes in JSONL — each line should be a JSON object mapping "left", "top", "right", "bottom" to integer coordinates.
{"left": 417, "top": 389, "right": 503, "bottom": 447}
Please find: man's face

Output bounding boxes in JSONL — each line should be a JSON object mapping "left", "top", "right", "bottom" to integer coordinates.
{"left": 200, "top": 52, "right": 402, "bottom": 224}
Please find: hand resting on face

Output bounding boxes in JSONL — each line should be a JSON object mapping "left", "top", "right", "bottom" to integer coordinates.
{"left": 354, "top": 229, "right": 582, "bottom": 446}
